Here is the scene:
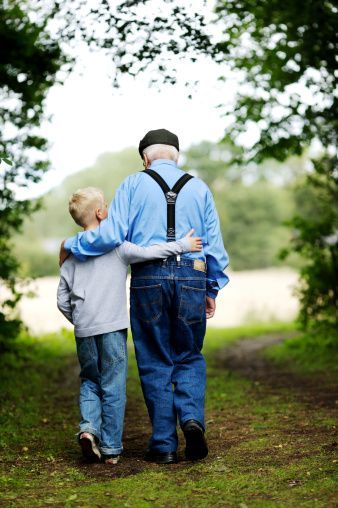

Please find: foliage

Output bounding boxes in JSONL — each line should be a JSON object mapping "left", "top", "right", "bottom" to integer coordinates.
{"left": 2, "top": 0, "right": 337, "bottom": 337}
{"left": 217, "top": 182, "right": 293, "bottom": 270}
{"left": 281, "top": 159, "right": 338, "bottom": 329}
{"left": 184, "top": 141, "right": 296, "bottom": 270}
{"left": 0, "top": 1, "right": 70, "bottom": 345}
{"left": 266, "top": 329, "right": 338, "bottom": 374}
{"left": 1, "top": 0, "right": 213, "bottom": 344}
{"left": 97, "top": 0, "right": 337, "bottom": 331}
{"left": 206, "top": 2, "right": 338, "bottom": 330}
{"left": 14, "top": 144, "right": 298, "bottom": 276}
{"left": 31, "top": 149, "right": 139, "bottom": 239}
{"left": 12, "top": 148, "right": 139, "bottom": 277}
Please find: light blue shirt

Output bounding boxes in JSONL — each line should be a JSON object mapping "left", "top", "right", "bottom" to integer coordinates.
{"left": 64, "top": 160, "right": 229, "bottom": 298}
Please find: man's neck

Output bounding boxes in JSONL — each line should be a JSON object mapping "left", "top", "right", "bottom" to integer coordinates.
{"left": 149, "top": 159, "right": 177, "bottom": 169}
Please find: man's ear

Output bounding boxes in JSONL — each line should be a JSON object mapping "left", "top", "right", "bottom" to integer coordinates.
{"left": 143, "top": 154, "right": 150, "bottom": 169}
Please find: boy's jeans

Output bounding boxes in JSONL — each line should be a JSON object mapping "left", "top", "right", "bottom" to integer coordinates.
{"left": 75, "top": 329, "right": 128, "bottom": 456}
{"left": 130, "top": 257, "right": 207, "bottom": 453}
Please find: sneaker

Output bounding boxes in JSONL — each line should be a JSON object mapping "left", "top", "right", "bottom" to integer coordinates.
{"left": 79, "top": 432, "right": 101, "bottom": 462}
{"left": 102, "top": 454, "right": 120, "bottom": 465}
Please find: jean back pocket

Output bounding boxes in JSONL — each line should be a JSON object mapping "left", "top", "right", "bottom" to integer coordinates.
{"left": 131, "top": 284, "right": 162, "bottom": 323}
{"left": 178, "top": 285, "right": 206, "bottom": 325}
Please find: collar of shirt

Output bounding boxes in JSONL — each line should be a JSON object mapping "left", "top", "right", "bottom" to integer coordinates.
{"left": 150, "top": 159, "right": 177, "bottom": 171}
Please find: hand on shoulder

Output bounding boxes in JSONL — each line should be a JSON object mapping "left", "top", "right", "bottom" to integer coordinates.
{"left": 59, "top": 240, "right": 70, "bottom": 267}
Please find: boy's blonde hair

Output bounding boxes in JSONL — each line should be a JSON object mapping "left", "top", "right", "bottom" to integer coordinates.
{"left": 69, "top": 187, "right": 105, "bottom": 227}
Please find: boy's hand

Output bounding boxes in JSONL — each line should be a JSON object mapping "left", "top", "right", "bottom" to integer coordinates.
{"left": 185, "top": 229, "right": 203, "bottom": 252}
{"left": 59, "top": 240, "right": 70, "bottom": 266}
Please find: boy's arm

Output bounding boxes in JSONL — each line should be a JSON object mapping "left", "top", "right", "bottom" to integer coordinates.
{"left": 63, "top": 177, "right": 131, "bottom": 261}
{"left": 57, "top": 274, "right": 73, "bottom": 323}
{"left": 117, "top": 237, "right": 194, "bottom": 265}
{"left": 204, "top": 189, "right": 230, "bottom": 299}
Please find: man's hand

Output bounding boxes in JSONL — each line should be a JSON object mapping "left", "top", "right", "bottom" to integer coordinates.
{"left": 206, "top": 296, "right": 216, "bottom": 319}
{"left": 185, "top": 229, "right": 203, "bottom": 252}
{"left": 59, "top": 240, "right": 70, "bottom": 267}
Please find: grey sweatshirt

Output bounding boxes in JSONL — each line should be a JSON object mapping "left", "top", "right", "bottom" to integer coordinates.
{"left": 57, "top": 238, "right": 191, "bottom": 338}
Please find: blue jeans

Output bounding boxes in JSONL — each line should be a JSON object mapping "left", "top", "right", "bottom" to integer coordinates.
{"left": 75, "top": 330, "right": 128, "bottom": 455}
{"left": 130, "top": 256, "right": 206, "bottom": 453}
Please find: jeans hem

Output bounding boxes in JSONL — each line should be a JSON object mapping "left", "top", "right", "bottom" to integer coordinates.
{"left": 148, "top": 440, "right": 178, "bottom": 453}
{"left": 100, "top": 446, "right": 123, "bottom": 455}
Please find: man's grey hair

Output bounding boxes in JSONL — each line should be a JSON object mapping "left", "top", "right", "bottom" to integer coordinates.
{"left": 143, "top": 144, "right": 179, "bottom": 163}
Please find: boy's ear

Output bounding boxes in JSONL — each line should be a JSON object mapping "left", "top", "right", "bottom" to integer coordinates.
{"left": 96, "top": 208, "right": 103, "bottom": 220}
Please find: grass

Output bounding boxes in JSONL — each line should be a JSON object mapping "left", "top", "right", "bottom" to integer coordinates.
{"left": 0, "top": 324, "right": 337, "bottom": 507}
{"left": 265, "top": 329, "right": 338, "bottom": 374}
{"left": 203, "top": 321, "right": 296, "bottom": 354}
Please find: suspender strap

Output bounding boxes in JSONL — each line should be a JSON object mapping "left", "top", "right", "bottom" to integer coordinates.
{"left": 143, "top": 169, "right": 170, "bottom": 193}
{"left": 142, "top": 169, "right": 194, "bottom": 241}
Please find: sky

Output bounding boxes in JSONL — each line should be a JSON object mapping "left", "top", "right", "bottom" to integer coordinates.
{"left": 11, "top": 0, "right": 314, "bottom": 201}
{"left": 16, "top": 0, "right": 259, "bottom": 200}
{"left": 19, "top": 45, "right": 238, "bottom": 199}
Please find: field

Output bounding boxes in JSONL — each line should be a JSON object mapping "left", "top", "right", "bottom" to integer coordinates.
{"left": 15, "top": 269, "right": 299, "bottom": 334}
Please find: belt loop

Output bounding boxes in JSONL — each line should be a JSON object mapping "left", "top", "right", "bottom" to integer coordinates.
{"left": 176, "top": 254, "right": 181, "bottom": 266}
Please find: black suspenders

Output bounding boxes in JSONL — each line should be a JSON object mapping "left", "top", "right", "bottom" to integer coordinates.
{"left": 142, "top": 169, "right": 194, "bottom": 241}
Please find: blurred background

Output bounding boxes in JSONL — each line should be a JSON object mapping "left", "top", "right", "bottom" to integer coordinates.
{"left": 0, "top": 0, "right": 336, "bottom": 340}
{"left": 13, "top": 142, "right": 301, "bottom": 333}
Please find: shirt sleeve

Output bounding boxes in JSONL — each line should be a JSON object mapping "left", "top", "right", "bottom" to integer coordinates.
{"left": 57, "top": 271, "right": 73, "bottom": 323}
{"left": 64, "top": 177, "right": 132, "bottom": 261}
{"left": 117, "top": 238, "right": 191, "bottom": 265}
{"left": 204, "top": 189, "right": 229, "bottom": 299}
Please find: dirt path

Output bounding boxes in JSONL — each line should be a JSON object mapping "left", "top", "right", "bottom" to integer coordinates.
{"left": 217, "top": 332, "right": 337, "bottom": 409}
{"left": 2, "top": 333, "right": 337, "bottom": 506}
{"left": 83, "top": 332, "right": 337, "bottom": 480}
{"left": 59, "top": 333, "right": 337, "bottom": 476}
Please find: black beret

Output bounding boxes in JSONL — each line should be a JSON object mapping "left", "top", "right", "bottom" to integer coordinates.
{"left": 139, "top": 128, "right": 179, "bottom": 158}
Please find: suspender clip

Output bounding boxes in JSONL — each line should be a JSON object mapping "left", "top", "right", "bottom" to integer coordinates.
{"left": 142, "top": 169, "right": 194, "bottom": 242}
{"left": 165, "top": 191, "right": 177, "bottom": 204}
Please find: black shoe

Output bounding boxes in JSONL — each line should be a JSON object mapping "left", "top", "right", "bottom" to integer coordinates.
{"left": 144, "top": 450, "right": 178, "bottom": 464}
{"left": 182, "top": 420, "right": 208, "bottom": 461}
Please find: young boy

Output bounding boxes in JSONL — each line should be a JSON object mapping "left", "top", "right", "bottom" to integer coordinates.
{"left": 57, "top": 187, "right": 202, "bottom": 465}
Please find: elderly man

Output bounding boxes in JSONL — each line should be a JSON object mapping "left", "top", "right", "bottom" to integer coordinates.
{"left": 61, "top": 129, "right": 229, "bottom": 464}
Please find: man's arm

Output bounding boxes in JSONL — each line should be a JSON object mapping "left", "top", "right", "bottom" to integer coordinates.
{"left": 62, "top": 177, "right": 132, "bottom": 261}
{"left": 117, "top": 231, "right": 202, "bottom": 265}
{"left": 204, "top": 189, "right": 229, "bottom": 301}
{"left": 57, "top": 274, "right": 73, "bottom": 323}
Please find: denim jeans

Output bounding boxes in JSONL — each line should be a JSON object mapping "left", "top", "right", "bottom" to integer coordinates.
{"left": 75, "top": 329, "right": 128, "bottom": 455}
{"left": 130, "top": 256, "right": 206, "bottom": 453}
